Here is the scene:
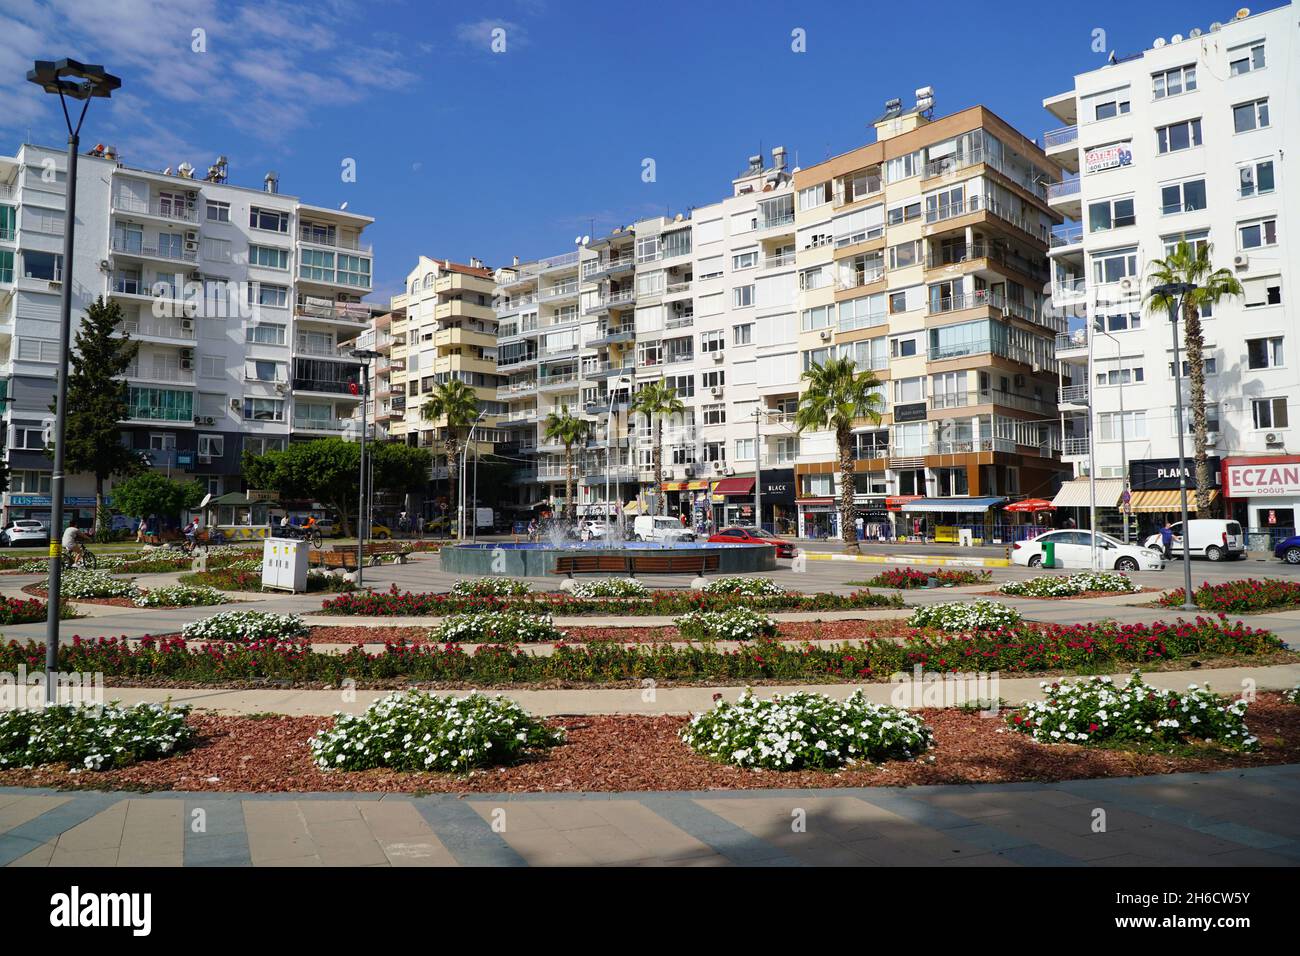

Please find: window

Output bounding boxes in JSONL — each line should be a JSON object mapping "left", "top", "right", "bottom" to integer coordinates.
{"left": 1248, "top": 337, "right": 1284, "bottom": 370}
{"left": 249, "top": 283, "right": 289, "bottom": 309}
{"left": 1169, "top": 356, "right": 1217, "bottom": 377}
{"left": 702, "top": 404, "right": 726, "bottom": 426}
{"left": 337, "top": 254, "right": 370, "bottom": 287}
{"left": 800, "top": 305, "right": 833, "bottom": 331}
{"left": 1239, "top": 159, "right": 1275, "bottom": 198}
{"left": 1160, "top": 179, "right": 1206, "bottom": 215}
{"left": 884, "top": 152, "right": 919, "bottom": 182}
{"left": 637, "top": 341, "right": 662, "bottom": 367}
{"left": 1252, "top": 397, "right": 1288, "bottom": 430}
{"left": 734, "top": 438, "right": 755, "bottom": 461}
{"left": 799, "top": 182, "right": 832, "bottom": 210}
{"left": 891, "top": 336, "right": 919, "bottom": 358}
{"left": 243, "top": 397, "right": 285, "bottom": 422}
{"left": 1229, "top": 41, "right": 1265, "bottom": 76}
{"left": 888, "top": 290, "right": 909, "bottom": 314}
{"left": 635, "top": 235, "right": 659, "bottom": 263}
{"left": 733, "top": 323, "right": 753, "bottom": 346}
{"left": 248, "top": 244, "right": 289, "bottom": 269}
{"left": 1156, "top": 118, "right": 1202, "bottom": 154}
{"left": 893, "top": 376, "right": 925, "bottom": 404}
{"left": 1233, "top": 98, "right": 1270, "bottom": 134}
{"left": 665, "top": 374, "right": 693, "bottom": 398}
{"left": 299, "top": 248, "right": 334, "bottom": 282}
{"left": 11, "top": 470, "right": 51, "bottom": 494}
{"left": 801, "top": 347, "right": 833, "bottom": 370}
{"left": 702, "top": 369, "right": 724, "bottom": 390}
{"left": 799, "top": 265, "right": 832, "bottom": 291}
{"left": 1152, "top": 64, "right": 1196, "bottom": 98}
{"left": 245, "top": 322, "right": 287, "bottom": 345}
{"left": 1244, "top": 275, "right": 1282, "bottom": 308}
{"left": 1095, "top": 367, "right": 1144, "bottom": 385}
{"left": 661, "top": 230, "right": 691, "bottom": 259}
{"left": 888, "top": 240, "right": 920, "bottom": 270}
{"left": 1098, "top": 410, "right": 1146, "bottom": 441}
{"left": 1239, "top": 217, "right": 1277, "bottom": 249}
{"left": 245, "top": 437, "right": 286, "bottom": 456}
{"left": 702, "top": 441, "right": 726, "bottom": 463}
{"left": 1088, "top": 196, "right": 1136, "bottom": 232}
{"left": 199, "top": 356, "right": 224, "bottom": 379}
{"left": 698, "top": 255, "right": 724, "bottom": 280}
{"left": 1091, "top": 247, "right": 1138, "bottom": 285}
{"left": 13, "top": 426, "right": 44, "bottom": 450}
{"left": 733, "top": 285, "right": 754, "bottom": 308}
{"left": 1094, "top": 97, "right": 1130, "bottom": 120}
{"left": 732, "top": 250, "right": 758, "bottom": 271}
{"left": 205, "top": 200, "right": 230, "bottom": 223}
{"left": 1161, "top": 228, "right": 1209, "bottom": 261}
{"left": 1174, "top": 403, "right": 1220, "bottom": 436}
{"left": 838, "top": 294, "right": 886, "bottom": 332}
{"left": 197, "top": 435, "right": 224, "bottom": 460}
{"left": 203, "top": 237, "right": 232, "bottom": 262}
{"left": 886, "top": 200, "right": 921, "bottom": 226}
{"left": 249, "top": 206, "right": 289, "bottom": 232}
{"left": 244, "top": 359, "right": 284, "bottom": 383}
{"left": 22, "top": 250, "right": 63, "bottom": 281}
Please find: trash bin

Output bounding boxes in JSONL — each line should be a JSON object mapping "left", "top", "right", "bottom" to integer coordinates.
{"left": 1042, "top": 541, "right": 1055, "bottom": 569}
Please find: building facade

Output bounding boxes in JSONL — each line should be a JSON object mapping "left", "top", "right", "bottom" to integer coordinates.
{"left": 1043, "top": 4, "right": 1299, "bottom": 541}
{"left": 0, "top": 143, "right": 373, "bottom": 528}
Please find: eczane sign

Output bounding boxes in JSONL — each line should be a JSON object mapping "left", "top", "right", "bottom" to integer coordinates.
{"left": 1224, "top": 460, "right": 1300, "bottom": 497}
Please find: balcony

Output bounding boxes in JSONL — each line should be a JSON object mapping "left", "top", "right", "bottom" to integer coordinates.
{"left": 587, "top": 361, "right": 635, "bottom": 381}
{"left": 294, "top": 339, "right": 348, "bottom": 358}
{"left": 927, "top": 290, "right": 1004, "bottom": 317}
{"left": 582, "top": 253, "right": 636, "bottom": 280}
{"left": 836, "top": 267, "right": 884, "bottom": 292}
{"left": 116, "top": 318, "right": 196, "bottom": 343}
{"left": 587, "top": 324, "right": 635, "bottom": 347}
{"left": 763, "top": 251, "right": 796, "bottom": 269}
{"left": 1055, "top": 328, "right": 1089, "bottom": 355}
{"left": 583, "top": 289, "right": 636, "bottom": 315}
{"left": 1047, "top": 176, "right": 1081, "bottom": 202}
{"left": 497, "top": 381, "right": 538, "bottom": 399}
{"left": 1043, "top": 125, "right": 1079, "bottom": 151}
{"left": 1058, "top": 384, "right": 1090, "bottom": 407}
{"left": 1049, "top": 224, "right": 1084, "bottom": 249}
{"left": 297, "top": 228, "right": 373, "bottom": 256}
{"left": 111, "top": 194, "right": 198, "bottom": 224}
{"left": 1062, "top": 437, "right": 1090, "bottom": 458}
{"left": 110, "top": 237, "right": 197, "bottom": 265}
{"left": 293, "top": 417, "right": 352, "bottom": 433}
{"left": 126, "top": 364, "right": 195, "bottom": 385}
{"left": 537, "top": 373, "right": 578, "bottom": 390}
{"left": 925, "top": 196, "right": 1049, "bottom": 243}
{"left": 665, "top": 310, "right": 694, "bottom": 330}
{"left": 834, "top": 176, "right": 882, "bottom": 207}
{"left": 663, "top": 280, "right": 692, "bottom": 298}
{"left": 496, "top": 294, "right": 538, "bottom": 313}
{"left": 757, "top": 212, "right": 795, "bottom": 232}
{"left": 540, "top": 281, "right": 579, "bottom": 301}
{"left": 852, "top": 443, "right": 890, "bottom": 462}
{"left": 293, "top": 378, "right": 363, "bottom": 397}
{"left": 294, "top": 299, "right": 369, "bottom": 325}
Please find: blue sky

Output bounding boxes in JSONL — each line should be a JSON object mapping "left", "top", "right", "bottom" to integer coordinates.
{"left": 0, "top": 0, "right": 1280, "bottom": 302}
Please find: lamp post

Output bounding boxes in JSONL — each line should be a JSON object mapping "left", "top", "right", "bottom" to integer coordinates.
{"left": 605, "top": 376, "right": 630, "bottom": 537}
{"left": 1154, "top": 281, "right": 1197, "bottom": 611}
{"left": 1096, "top": 325, "right": 1130, "bottom": 542}
{"left": 752, "top": 406, "right": 763, "bottom": 532}
{"left": 27, "top": 59, "right": 120, "bottom": 704}
{"left": 350, "top": 348, "right": 380, "bottom": 586}
{"left": 461, "top": 410, "right": 487, "bottom": 540}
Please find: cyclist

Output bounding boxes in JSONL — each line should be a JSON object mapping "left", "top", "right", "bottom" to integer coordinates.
{"left": 61, "top": 519, "right": 86, "bottom": 567}
{"left": 182, "top": 517, "right": 200, "bottom": 552}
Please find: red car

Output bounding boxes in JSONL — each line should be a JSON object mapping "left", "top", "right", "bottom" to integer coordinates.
{"left": 708, "top": 526, "right": 796, "bottom": 558}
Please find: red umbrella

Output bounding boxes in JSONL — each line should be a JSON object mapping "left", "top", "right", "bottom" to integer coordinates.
{"left": 1005, "top": 498, "right": 1056, "bottom": 513}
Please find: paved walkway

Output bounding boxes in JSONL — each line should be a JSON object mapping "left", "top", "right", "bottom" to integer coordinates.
{"left": 3, "top": 765, "right": 1298, "bottom": 866}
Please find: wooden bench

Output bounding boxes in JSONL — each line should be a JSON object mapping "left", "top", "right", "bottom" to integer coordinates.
{"left": 309, "top": 550, "right": 358, "bottom": 572}
{"left": 551, "top": 554, "right": 633, "bottom": 576}
{"left": 331, "top": 541, "right": 410, "bottom": 566}
{"left": 629, "top": 553, "right": 720, "bottom": 575}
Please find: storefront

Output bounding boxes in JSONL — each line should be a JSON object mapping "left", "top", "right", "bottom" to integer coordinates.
{"left": 797, "top": 498, "right": 838, "bottom": 539}
{"left": 760, "top": 469, "right": 796, "bottom": 535}
{"left": 1222, "top": 455, "right": 1300, "bottom": 547}
{"left": 710, "top": 476, "right": 756, "bottom": 528}
{"left": 2, "top": 494, "right": 99, "bottom": 530}
{"left": 1128, "top": 456, "right": 1222, "bottom": 534}
{"left": 853, "top": 495, "right": 890, "bottom": 540}
{"left": 896, "top": 497, "right": 1008, "bottom": 543}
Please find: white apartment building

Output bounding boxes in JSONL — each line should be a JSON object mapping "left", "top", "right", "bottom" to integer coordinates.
{"left": 1043, "top": 3, "right": 1299, "bottom": 538}
{"left": 0, "top": 143, "right": 374, "bottom": 528}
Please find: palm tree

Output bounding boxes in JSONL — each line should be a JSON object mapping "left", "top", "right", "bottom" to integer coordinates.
{"left": 421, "top": 379, "right": 480, "bottom": 536}
{"left": 543, "top": 407, "right": 591, "bottom": 521}
{"left": 631, "top": 380, "right": 685, "bottom": 516}
{"left": 1144, "top": 240, "right": 1242, "bottom": 514}
{"left": 795, "top": 356, "right": 884, "bottom": 554}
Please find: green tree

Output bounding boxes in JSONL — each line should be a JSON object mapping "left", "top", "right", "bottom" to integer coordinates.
{"left": 241, "top": 438, "right": 363, "bottom": 535}
{"left": 55, "top": 296, "right": 143, "bottom": 533}
{"left": 110, "top": 472, "right": 205, "bottom": 527}
{"left": 795, "top": 356, "right": 884, "bottom": 554}
{"left": 371, "top": 442, "right": 433, "bottom": 495}
{"left": 1145, "top": 241, "right": 1242, "bottom": 514}
{"left": 631, "top": 381, "right": 684, "bottom": 516}
{"left": 543, "top": 407, "right": 592, "bottom": 521}
{"left": 420, "top": 380, "right": 481, "bottom": 536}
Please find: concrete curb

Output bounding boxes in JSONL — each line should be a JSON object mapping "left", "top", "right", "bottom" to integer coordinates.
{"left": 803, "top": 552, "right": 1010, "bottom": 568}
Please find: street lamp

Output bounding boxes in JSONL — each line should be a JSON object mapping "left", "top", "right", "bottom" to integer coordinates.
{"left": 1095, "top": 324, "right": 1130, "bottom": 543}
{"left": 350, "top": 348, "right": 380, "bottom": 586}
{"left": 27, "top": 58, "right": 121, "bottom": 704}
{"left": 461, "top": 409, "right": 488, "bottom": 540}
{"left": 1154, "top": 280, "right": 1198, "bottom": 611}
{"left": 605, "top": 376, "right": 631, "bottom": 537}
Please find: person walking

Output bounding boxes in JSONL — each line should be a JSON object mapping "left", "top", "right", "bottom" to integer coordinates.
{"left": 1160, "top": 522, "right": 1174, "bottom": 560}
{"left": 135, "top": 518, "right": 146, "bottom": 544}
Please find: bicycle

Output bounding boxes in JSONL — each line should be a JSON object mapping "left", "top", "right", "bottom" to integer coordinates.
{"left": 62, "top": 546, "right": 97, "bottom": 571}
{"left": 279, "top": 525, "right": 323, "bottom": 549}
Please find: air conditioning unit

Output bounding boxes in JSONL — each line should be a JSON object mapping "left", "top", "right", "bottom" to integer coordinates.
{"left": 1266, "top": 432, "right": 1283, "bottom": 446}
{"left": 230, "top": 398, "right": 241, "bottom": 411}
{"left": 180, "top": 318, "right": 195, "bottom": 332}
{"left": 819, "top": 329, "right": 831, "bottom": 341}
{"left": 1234, "top": 253, "right": 1249, "bottom": 270}
{"left": 683, "top": 465, "right": 695, "bottom": 478}
{"left": 712, "top": 461, "right": 724, "bottom": 472}
{"left": 184, "top": 240, "right": 199, "bottom": 252}
{"left": 1119, "top": 277, "right": 1135, "bottom": 293}
{"left": 186, "top": 190, "right": 198, "bottom": 200}
{"left": 1032, "top": 362, "right": 1042, "bottom": 374}
{"left": 197, "top": 454, "right": 212, "bottom": 465}
{"left": 710, "top": 386, "right": 724, "bottom": 398}
{"left": 1205, "top": 431, "right": 1219, "bottom": 447}
{"left": 184, "top": 231, "right": 198, "bottom": 242}
{"left": 724, "top": 466, "right": 735, "bottom": 476}
{"left": 711, "top": 351, "right": 724, "bottom": 362}
{"left": 202, "top": 416, "right": 216, "bottom": 426}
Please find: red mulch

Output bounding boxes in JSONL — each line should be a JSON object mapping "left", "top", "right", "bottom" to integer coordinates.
{"left": 3, "top": 694, "right": 1296, "bottom": 793}
{"left": 979, "top": 588, "right": 1161, "bottom": 601}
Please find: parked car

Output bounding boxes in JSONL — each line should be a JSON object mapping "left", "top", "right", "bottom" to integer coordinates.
{"left": 1012, "top": 530, "right": 1166, "bottom": 571}
{"left": 365, "top": 522, "right": 394, "bottom": 539}
{"left": 708, "top": 525, "right": 796, "bottom": 558}
{"left": 0, "top": 520, "right": 50, "bottom": 548}
{"left": 1272, "top": 535, "right": 1300, "bottom": 564}
{"left": 1140, "top": 520, "right": 1245, "bottom": 561}
{"left": 579, "top": 519, "right": 619, "bottom": 540}
{"left": 632, "top": 515, "right": 696, "bottom": 543}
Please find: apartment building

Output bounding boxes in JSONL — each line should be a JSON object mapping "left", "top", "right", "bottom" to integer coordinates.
{"left": 1043, "top": 3, "right": 1299, "bottom": 540}
{"left": 0, "top": 144, "right": 373, "bottom": 528}
{"left": 791, "top": 101, "right": 1070, "bottom": 538}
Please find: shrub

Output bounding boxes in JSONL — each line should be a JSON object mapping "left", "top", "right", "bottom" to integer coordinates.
{"left": 0, "top": 596, "right": 67, "bottom": 626}
{"left": 178, "top": 568, "right": 355, "bottom": 593}
{"left": 1158, "top": 578, "right": 1300, "bottom": 613}
{"left": 999, "top": 572, "right": 1141, "bottom": 597}
{"left": 0, "top": 701, "right": 194, "bottom": 771}
{"left": 907, "top": 600, "right": 1021, "bottom": 631}
{"left": 1007, "top": 672, "right": 1257, "bottom": 751}
{"left": 701, "top": 577, "right": 785, "bottom": 596}
{"left": 681, "top": 688, "right": 934, "bottom": 770}
{"left": 569, "top": 578, "right": 648, "bottom": 598}
{"left": 450, "top": 578, "right": 533, "bottom": 597}
{"left": 309, "top": 691, "right": 564, "bottom": 772}
{"left": 306, "top": 572, "right": 357, "bottom": 593}
{"left": 133, "top": 584, "right": 228, "bottom": 608}
{"left": 431, "top": 611, "right": 565, "bottom": 644}
{"left": 859, "top": 568, "right": 991, "bottom": 589}
{"left": 50, "top": 569, "right": 141, "bottom": 600}
{"left": 181, "top": 610, "right": 309, "bottom": 643}
{"left": 677, "top": 607, "right": 779, "bottom": 642}
{"left": 1283, "top": 684, "right": 1300, "bottom": 706}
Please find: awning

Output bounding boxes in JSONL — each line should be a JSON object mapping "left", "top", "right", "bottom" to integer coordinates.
{"left": 899, "top": 496, "right": 1008, "bottom": 514}
{"left": 1052, "top": 478, "right": 1124, "bottom": 509}
{"left": 797, "top": 497, "right": 835, "bottom": 506}
{"left": 712, "top": 477, "right": 755, "bottom": 496}
{"left": 662, "top": 480, "right": 708, "bottom": 491}
{"left": 1005, "top": 497, "right": 1057, "bottom": 513}
{"left": 1128, "top": 489, "right": 1220, "bottom": 512}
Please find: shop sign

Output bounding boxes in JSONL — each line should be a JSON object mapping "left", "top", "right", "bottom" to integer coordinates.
{"left": 1224, "top": 458, "right": 1300, "bottom": 498}
{"left": 893, "top": 402, "right": 928, "bottom": 423}
{"left": 1130, "top": 457, "right": 1221, "bottom": 490}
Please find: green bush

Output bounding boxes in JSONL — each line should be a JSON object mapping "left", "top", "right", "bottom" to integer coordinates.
{"left": 431, "top": 611, "right": 565, "bottom": 644}
{"left": 677, "top": 607, "right": 779, "bottom": 641}
{"left": 0, "top": 701, "right": 194, "bottom": 771}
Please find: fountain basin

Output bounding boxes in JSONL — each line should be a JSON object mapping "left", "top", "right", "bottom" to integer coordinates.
{"left": 439, "top": 541, "right": 777, "bottom": 577}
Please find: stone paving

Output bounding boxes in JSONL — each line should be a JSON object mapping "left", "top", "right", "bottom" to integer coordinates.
{"left": 3, "top": 765, "right": 1298, "bottom": 867}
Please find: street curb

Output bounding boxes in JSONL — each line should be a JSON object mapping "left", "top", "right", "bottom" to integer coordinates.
{"left": 802, "top": 552, "right": 1011, "bottom": 569}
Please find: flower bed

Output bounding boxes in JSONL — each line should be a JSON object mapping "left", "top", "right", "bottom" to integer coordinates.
{"left": 13, "top": 616, "right": 1282, "bottom": 687}
{"left": 701, "top": 577, "right": 785, "bottom": 596}
{"left": 681, "top": 688, "right": 933, "bottom": 770}
{"left": 49, "top": 569, "right": 141, "bottom": 600}
{"left": 177, "top": 569, "right": 355, "bottom": 593}
{"left": 320, "top": 585, "right": 901, "bottom": 617}
{"left": 133, "top": 584, "right": 228, "bottom": 608}
{"left": 855, "top": 568, "right": 991, "bottom": 589}
{"left": 1007, "top": 673, "right": 1257, "bottom": 751}
{"left": 569, "top": 578, "right": 648, "bottom": 598}
{"left": 907, "top": 600, "right": 1021, "bottom": 631}
{"left": 1157, "top": 578, "right": 1300, "bottom": 613}
{"left": 999, "top": 572, "right": 1141, "bottom": 598}
{"left": 676, "top": 607, "right": 779, "bottom": 642}
{"left": 430, "top": 611, "right": 565, "bottom": 644}
{"left": 450, "top": 578, "right": 534, "bottom": 597}
{"left": 1283, "top": 685, "right": 1300, "bottom": 706}
{"left": 0, "top": 701, "right": 193, "bottom": 771}
{"left": 309, "top": 691, "right": 564, "bottom": 772}
{"left": 181, "top": 610, "right": 310, "bottom": 643}
{"left": 0, "top": 596, "right": 72, "bottom": 625}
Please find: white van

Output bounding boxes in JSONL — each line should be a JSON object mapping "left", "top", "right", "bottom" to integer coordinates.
{"left": 633, "top": 515, "right": 696, "bottom": 543}
{"left": 1141, "top": 520, "right": 1245, "bottom": 561}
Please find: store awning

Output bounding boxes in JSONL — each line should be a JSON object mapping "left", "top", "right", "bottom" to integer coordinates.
{"left": 1128, "top": 489, "right": 1220, "bottom": 512}
{"left": 1052, "top": 478, "right": 1124, "bottom": 509}
{"left": 899, "top": 496, "right": 1008, "bottom": 514}
{"left": 662, "top": 480, "right": 708, "bottom": 491}
{"left": 712, "top": 477, "right": 755, "bottom": 496}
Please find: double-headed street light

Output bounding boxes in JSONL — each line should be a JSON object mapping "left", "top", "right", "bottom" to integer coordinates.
{"left": 27, "top": 59, "right": 121, "bottom": 704}
{"left": 1153, "top": 281, "right": 1198, "bottom": 612}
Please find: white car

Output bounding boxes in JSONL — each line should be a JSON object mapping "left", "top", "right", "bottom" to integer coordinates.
{"left": 1, "top": 520, "right": 50, "bottom": 548}
{"left": 1012, "top": 530, "right": 1166, "bottom": 571}
{"left": 579, "top": 520, "right": 617, "bottom": 539}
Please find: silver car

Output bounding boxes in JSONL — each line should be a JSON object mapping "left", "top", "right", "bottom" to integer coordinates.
{"left": 1, "top": 520, "right": 50, "bottom": 548}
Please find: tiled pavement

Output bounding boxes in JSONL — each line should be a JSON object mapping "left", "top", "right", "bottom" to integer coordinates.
{"left": 3, "top": 765, "right": 1299, "bottom": 867}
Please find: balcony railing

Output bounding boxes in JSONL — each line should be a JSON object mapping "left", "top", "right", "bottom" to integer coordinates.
{"left": 497, "top": 381, "right": 538, "bottom": 398}
{"left": 294, "top": 299, "right": 369, "bottom": 323}
{"left": 1055, "top": 329, "right": 1089, "bottom": 353}
{"left": 1063, "top": 437, "right": 1091, "bottom": 456}
{"left": 582, "top": 253, "right": 636, "bottom": 278}
{"left": 763, "top": 251, "right": 796, "bottom": 269}
{"left": 540, "top": 282, "right": 579, "bottom": 300}
{"left": 295, "top": 339, "right": 345, "bottom": 357}
{"left": 836, "top": 267, "right": 884, "bottom": 291}
{"left": 927, "top": 290, "right": 1004, "bottom": 315}
{"left": 297, "top": 229, "right": 373, "bottom": 255}
{"left": 293, "top": 378, "right": 362, "bottom": 395}
{"left": 111, "top": 237, "right": 197, "bottom": 264}
{"left": 496, "top": 294, "right": 538, "bottom": 313}
{"left": 665, "top": 312, "right": 694, "bottom": 329}
{"left": 1049, "top": 224, "right": 1084, "bottom": 248}
{"left": 112, "top": 194, "right": 198, "bottom": 223}
{"left": 757, "top": 212, "right": 795, "bottom": 231}
{"left": 1058, "top": 384, "right": 1090, "bottom": 405}
{"left": 117, "top": 319, "right": 196, "bottom": 341}
{"left": 126, "top": 365, "right": 195, "bottom": 385}
{"left": 664, "top": 280, "right": 692, "bottom": 296}
{"left": 293, "top": 417, "right": 350, "bottom": 432}
{"left": 1043, "top": 125, "right": 1079, "bottom": 150}
{"left": 1047, "top": 176, "right": 1081, "bottom": 201}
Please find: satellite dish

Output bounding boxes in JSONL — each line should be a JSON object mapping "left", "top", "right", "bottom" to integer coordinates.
{"left": 1171, "top": 33, "right": 1183, "bottom": 42}
{"left": 582, "top": 235, "right": 590, "bottom": 245}
{"left": 1210, "top": 21, "right": 1223, "bottom": 31}
{"left": 1189, "top": 27, "right": 1202, "bottom": 37}
{"left": 1153, "top": 37, "right": 1167, "bottom": 47}
{"left": 339, "top": 201, "right": 348, "bottom": 210}
{"left": 200, "top": 493, "right": 213, "bottom": 509}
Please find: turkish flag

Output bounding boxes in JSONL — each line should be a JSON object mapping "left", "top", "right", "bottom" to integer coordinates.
{"left": 349, "top": 381, "right": 359, "bottom": 396}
